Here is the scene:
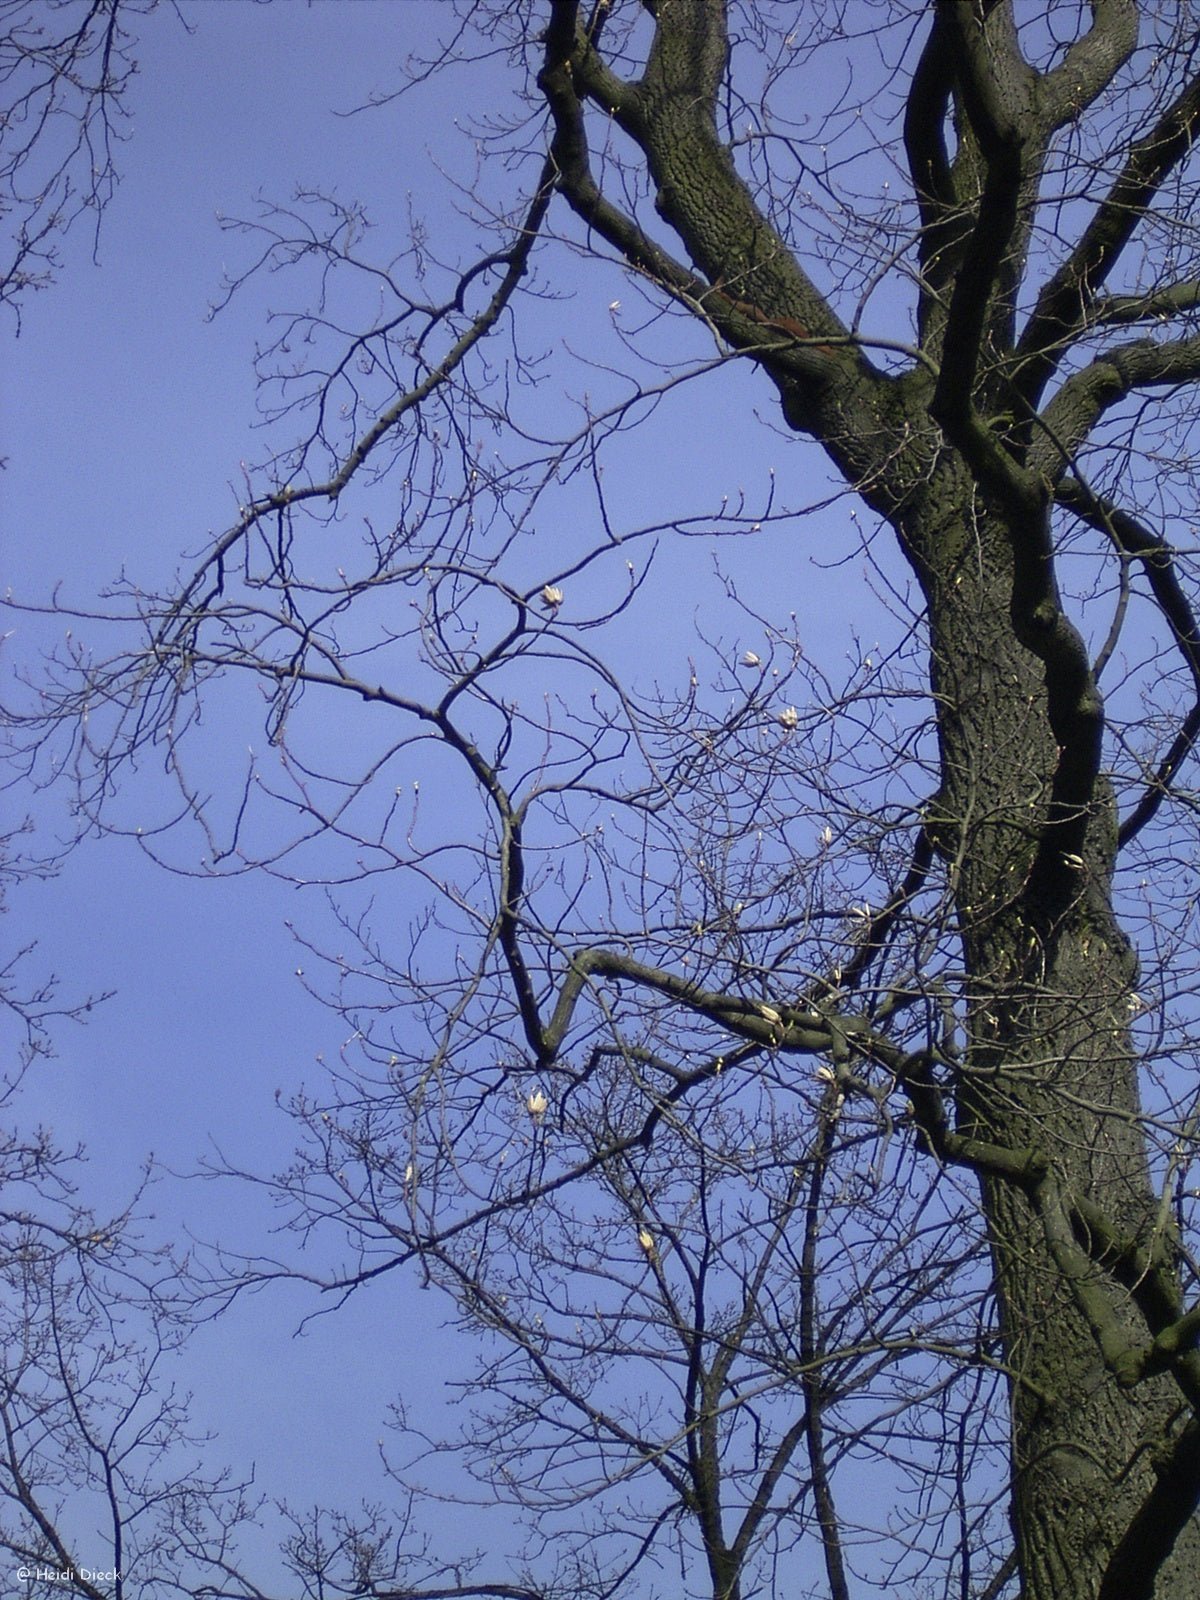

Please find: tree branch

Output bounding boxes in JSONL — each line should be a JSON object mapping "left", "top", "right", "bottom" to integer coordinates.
{"left": 1053, "top": 478, "right": 1200, "bottom": 845}
{"left": 1036, "top": 334, "right": 1200, "bottom": 477}
{"left": 1036, "top": 0, "right": 1138, "bottom": 133}
{"left": 1016, "top": 68, "right": 1200, "bottom": 411}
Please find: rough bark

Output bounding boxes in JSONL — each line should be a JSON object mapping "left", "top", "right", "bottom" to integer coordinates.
{"left": 538, "top": 3, "right": 1200, "bottom": 1594}
{"left": 911, "top": 479, "right": 1198, "bottom": 1595}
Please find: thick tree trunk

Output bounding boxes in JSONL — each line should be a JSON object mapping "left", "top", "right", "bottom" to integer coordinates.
{"left": 539, "top": 5, "right": 1200, "bottom": 1587}
{"left": 909, "top": 476, "right": 1200, "bottom": 1597}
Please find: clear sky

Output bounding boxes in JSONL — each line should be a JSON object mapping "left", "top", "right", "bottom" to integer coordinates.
{"left": 4, "top": 3, "right": 898, "bottom": 1589}
{"left": 5, "top": 0, "right": 527, "bottom": 1564}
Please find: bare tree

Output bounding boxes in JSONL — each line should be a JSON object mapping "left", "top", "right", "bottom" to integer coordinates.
{"left": 0, "top": 0, "right": 151, "bottom": 325}
{"left": 0, "top": 1079, "right": 262, "bottom": 1600}
{"left": 0, "top": 829, "right": 257, "bottom": 1597}
{"left": 15, "top": 3, "right": 1200, "bottom": 1597}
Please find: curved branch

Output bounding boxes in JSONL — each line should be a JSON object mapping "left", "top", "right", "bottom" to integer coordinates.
{"left": 1036, "top": 0, "right": 1138, "bottom": 133}
{"left": 1036, "top": 334, "right": 1200, "bottom": 477}
{"left": 936, "top": 1, "right": 1036, "bottom": 152}
{"left": 1016, "top": 68, "right": 1200, "bottom": 411}
{"left": 904, "top": 8, "right": 968, "bottom": 336}
{"left": 543, "top": 946, "right": 849, "bottom": 1059}
{"left": 1053, "top": 478, "right": 1200, "bottom": 845}
{"left": 1092, "top": 279, "right": 1200, "bottom": 327}
{"left": 537, "top": 10, "right": 708, "bottom": 310}
{"left": 541, "top": 0, "right": 896, "bottom": 456}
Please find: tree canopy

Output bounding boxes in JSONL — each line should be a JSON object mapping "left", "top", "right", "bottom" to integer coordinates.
{"left": 10, "top": 3, "right": 1200, "bottom": 1599}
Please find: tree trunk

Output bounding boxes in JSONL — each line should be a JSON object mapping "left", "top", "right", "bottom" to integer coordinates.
{"left": 909, "top": 475, "right": 1200, "bottom": 1597}
{"left": 538, "top": 5, "right": 1200, "bottom": 1588}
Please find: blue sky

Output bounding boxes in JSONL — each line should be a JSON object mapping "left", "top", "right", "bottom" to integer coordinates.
{"left": 5, "top": 0, "right": 526, "bottom": 1563}
{"left": 4, "top": 3, "right": 905, "bottom": 1588}
{"left": 7, "top": 8, "right": 1200, "bottom": 1597}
